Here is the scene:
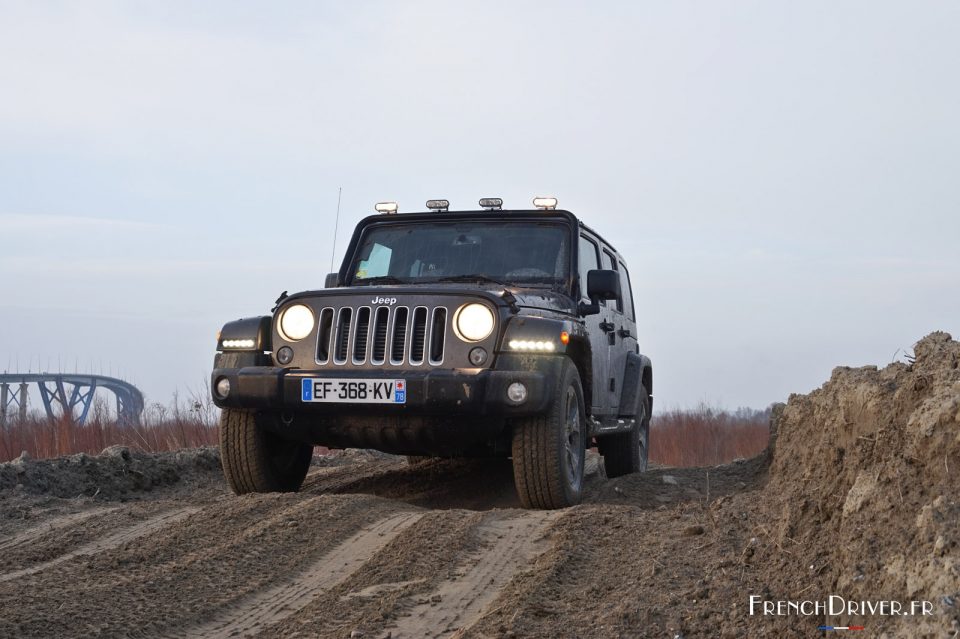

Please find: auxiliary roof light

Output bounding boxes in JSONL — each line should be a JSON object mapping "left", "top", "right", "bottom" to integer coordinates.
{"left": 375, "top": 201, "right": 399, "bottom": 214}
{"left": 532, "top": 196, "right": 558, "bottom": 210}
{"left": 479, "top": 197, "right": 503, "bottom": 210}
{"left": 426, "top": 199, "right": 450, "bottom": 211}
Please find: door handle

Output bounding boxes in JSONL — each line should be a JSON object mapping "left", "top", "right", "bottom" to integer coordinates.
{"left": 599, "top": 320, "right": 616, "bottom": 333}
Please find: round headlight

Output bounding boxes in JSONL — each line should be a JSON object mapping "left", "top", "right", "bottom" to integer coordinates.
{"left": 279, "top": 304, "right": 315, "bottom": 341}
{"left": 455, "top": 303, "right": 495, "bottom": 342}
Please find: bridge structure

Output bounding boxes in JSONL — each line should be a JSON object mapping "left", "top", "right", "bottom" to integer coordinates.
{"left": 0, "top": 373, "right": 145, "bottom": 426}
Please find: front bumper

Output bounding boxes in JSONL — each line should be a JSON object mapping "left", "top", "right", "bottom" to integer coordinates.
{"left": 210, "top": 360, "right": 559, "bottom": 417}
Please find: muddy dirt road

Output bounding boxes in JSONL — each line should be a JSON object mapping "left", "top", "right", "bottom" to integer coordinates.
{"left": 1, "top": 332, "right": 958, "bottom": 637}
{"left": 0, "top": 447, "right": 763, "bottom": 638}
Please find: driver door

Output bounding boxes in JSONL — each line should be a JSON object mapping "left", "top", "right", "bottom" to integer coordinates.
{"left": 579, "top": 234, "right": 614, "bottom": 415}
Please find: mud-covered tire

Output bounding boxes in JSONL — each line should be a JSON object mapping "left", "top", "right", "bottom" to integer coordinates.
{"left": 219, "top": 409, "right": 313, "bottom": 494}
{"left": 599, "top": 386, "right": 650, "bottom": 478}
{"left": 511, "top": 359, "right": 586, "bottom": 509}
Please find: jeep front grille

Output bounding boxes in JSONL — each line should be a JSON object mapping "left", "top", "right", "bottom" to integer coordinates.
{"left": 371, "top": 306, "right": 389, "bottom": 364}
{"left": 317, "top": 305, "right": 447, "bottom": 367}
{"left": 316, "top": 308, "right": 334, "bottom": 362}
{"left": 334, "top": 308, "right": 352, "bottom": 364}
{"left": 410, "top": 307, "right": 428, "bottom": 365}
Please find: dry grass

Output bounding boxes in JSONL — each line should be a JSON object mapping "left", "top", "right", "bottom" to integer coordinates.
{"left": 0, "top": 391, "right": 218, "bottom": 463}
{"left": 3, "top": 391, "right": 770, "bottom": 468}
{"left": 649, "top": 404, "right": 771, "bottom": 467}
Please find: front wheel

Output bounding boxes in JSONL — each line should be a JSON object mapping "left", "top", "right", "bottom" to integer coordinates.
{"left": 511, "top": 360, "right": 586, "bottom": 509}
{"left": 219, "top": 409, "right": 313, "bottom": 494}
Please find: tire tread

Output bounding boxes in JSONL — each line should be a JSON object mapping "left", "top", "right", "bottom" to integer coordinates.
{"left": 219, "top": 409, "right": 310, "bottom": 494}
{"left": 511, "top": 360, "right": 584, "bottom": 509}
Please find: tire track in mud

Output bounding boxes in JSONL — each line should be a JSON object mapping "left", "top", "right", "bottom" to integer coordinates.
{"left": 173, "top": 511, "right": 423, "bottom": 639}
{"left": 302, "top": 461, "right": 407, "bottom": 495}
{"left": 0, "top": 507, "right": 119, "bottom": 553}
{"left": 0, "top": 493, "right": 415, "bottom": 638}
{"left": 306, "top": 459, "right": 526, "bottom": 511}
{"left": 383, "top": 510, "right": 562, "bottom": 639}
{"left": 0, "top": 450, "right": 776, "bottom": 639}
{"left": 0, "top": 506, "right": 199, "bottom": 583}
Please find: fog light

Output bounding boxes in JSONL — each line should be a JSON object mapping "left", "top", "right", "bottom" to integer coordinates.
{"left": 468, "top": 347, "right": 488, "bottom": 366}
{"left": 277, "top": 346, "right": 294, "bottom": 365}
{"left": 215, "top": 377, "right": 231, "bottom": 399}
{"left": 507, "top": 382, "right": 528, "bottom": 404}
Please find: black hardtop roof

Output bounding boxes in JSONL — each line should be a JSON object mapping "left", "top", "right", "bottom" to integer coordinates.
{"left": 352, "top": 208, "right": 625, "bottom": 261}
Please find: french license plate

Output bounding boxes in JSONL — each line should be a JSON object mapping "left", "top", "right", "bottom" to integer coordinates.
{"left": 301, "top": 378, "right": 406, "bottom": 404}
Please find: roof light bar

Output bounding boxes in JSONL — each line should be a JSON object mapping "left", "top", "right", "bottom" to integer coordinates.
{"left": 479, "top": 197, "right": 503, "bottom": 210}
{"left": 426, "top": 199, "right": 449, "bottom": 212}
{"left": 375, "top": 201, "right": 399, "bottom": 214}
{"left": 532, "top": 196, "right": 558, "bottom": 210}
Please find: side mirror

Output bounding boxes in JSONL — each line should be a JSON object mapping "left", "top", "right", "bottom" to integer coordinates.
{"left": 587, "top": 269, "right": 620, "bottom": 301}
{"left": 325, "top": 272, "right": 339, "bottom": 288}
{"left": 579, "top": 269, "right": 620, "bottom": 316}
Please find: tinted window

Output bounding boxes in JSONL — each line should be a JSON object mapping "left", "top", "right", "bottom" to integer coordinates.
{"left": 578, "top": 236, "right": 600, "bottom": 300}
{"left": 356, "top": 243, "right": 392, "bottom": 278}
{"left": 619, "top": 261, "right": 635, "bottom": 320}
{"left": 602, "top": 249, "right": 623, "bottom": 313}
{"left": 349, "top": 221, "right": 570, "bottom": 288}
{"left": 600, "top": 250, "right": 614, "bottom": 270}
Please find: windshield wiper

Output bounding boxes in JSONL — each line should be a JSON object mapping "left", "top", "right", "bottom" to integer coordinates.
{"left": 435, "top": 274, "right": 510, "bottom": 287}
{"left": 353, "top": 275, "right": 409, "bottom": 285}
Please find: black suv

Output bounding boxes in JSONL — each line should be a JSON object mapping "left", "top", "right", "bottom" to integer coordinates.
{"left": 211, "top": 198, "right": 653, "bottom": 509}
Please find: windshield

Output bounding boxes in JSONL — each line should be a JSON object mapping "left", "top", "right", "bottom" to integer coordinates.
{"left": 349, "top": 220, "right": 571, "bottom": 288}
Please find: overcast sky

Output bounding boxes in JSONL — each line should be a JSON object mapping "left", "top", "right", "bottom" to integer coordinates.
{"left": 1, "top": 1, "right": 958, "bottom": 411}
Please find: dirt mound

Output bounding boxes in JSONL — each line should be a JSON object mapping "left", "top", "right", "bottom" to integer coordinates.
{"left": 0, "top": 446, "right": 222, "bottom": 500}
{"left": 759, "top": 331, "right": 960, "bottom": 633}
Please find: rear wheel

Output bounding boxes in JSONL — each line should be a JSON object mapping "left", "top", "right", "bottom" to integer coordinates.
{"left": 511, "top": 359, "right": 586, "bottom": 509}
{"left": 219, "top": 409, "right": 313, "bottom": 494}
{"left": 599, "top": 386, "right": 650, "bottom": 478}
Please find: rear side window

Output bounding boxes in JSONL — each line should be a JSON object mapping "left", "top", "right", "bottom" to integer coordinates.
{"left": 619, "top": 261, "right": 635, "bottom": 320}
{"left": 578, "top": 236, "right": 600, "bottom": 300}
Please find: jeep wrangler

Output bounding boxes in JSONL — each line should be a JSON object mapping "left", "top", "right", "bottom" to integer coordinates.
{"left": 211, "top": 197, "right": 652, "bottom": 509}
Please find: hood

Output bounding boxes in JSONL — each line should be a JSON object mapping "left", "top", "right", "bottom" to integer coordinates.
{"left": 285, "top": 284, "right": 575, "bottom": 311}
{"left": 508, "top": 289, "right": 577, "bottom": 316}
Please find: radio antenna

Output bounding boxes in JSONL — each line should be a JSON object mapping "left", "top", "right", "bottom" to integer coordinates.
{"left": 330, "top": 187, "right": 342, "bottom": 273}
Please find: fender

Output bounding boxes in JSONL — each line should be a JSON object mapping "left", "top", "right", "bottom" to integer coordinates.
{"left": 617, "top": 352, "right": 653, "bottom": 417}
{"left": 214, "top": 316, "right": 273, "bottom": 369}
